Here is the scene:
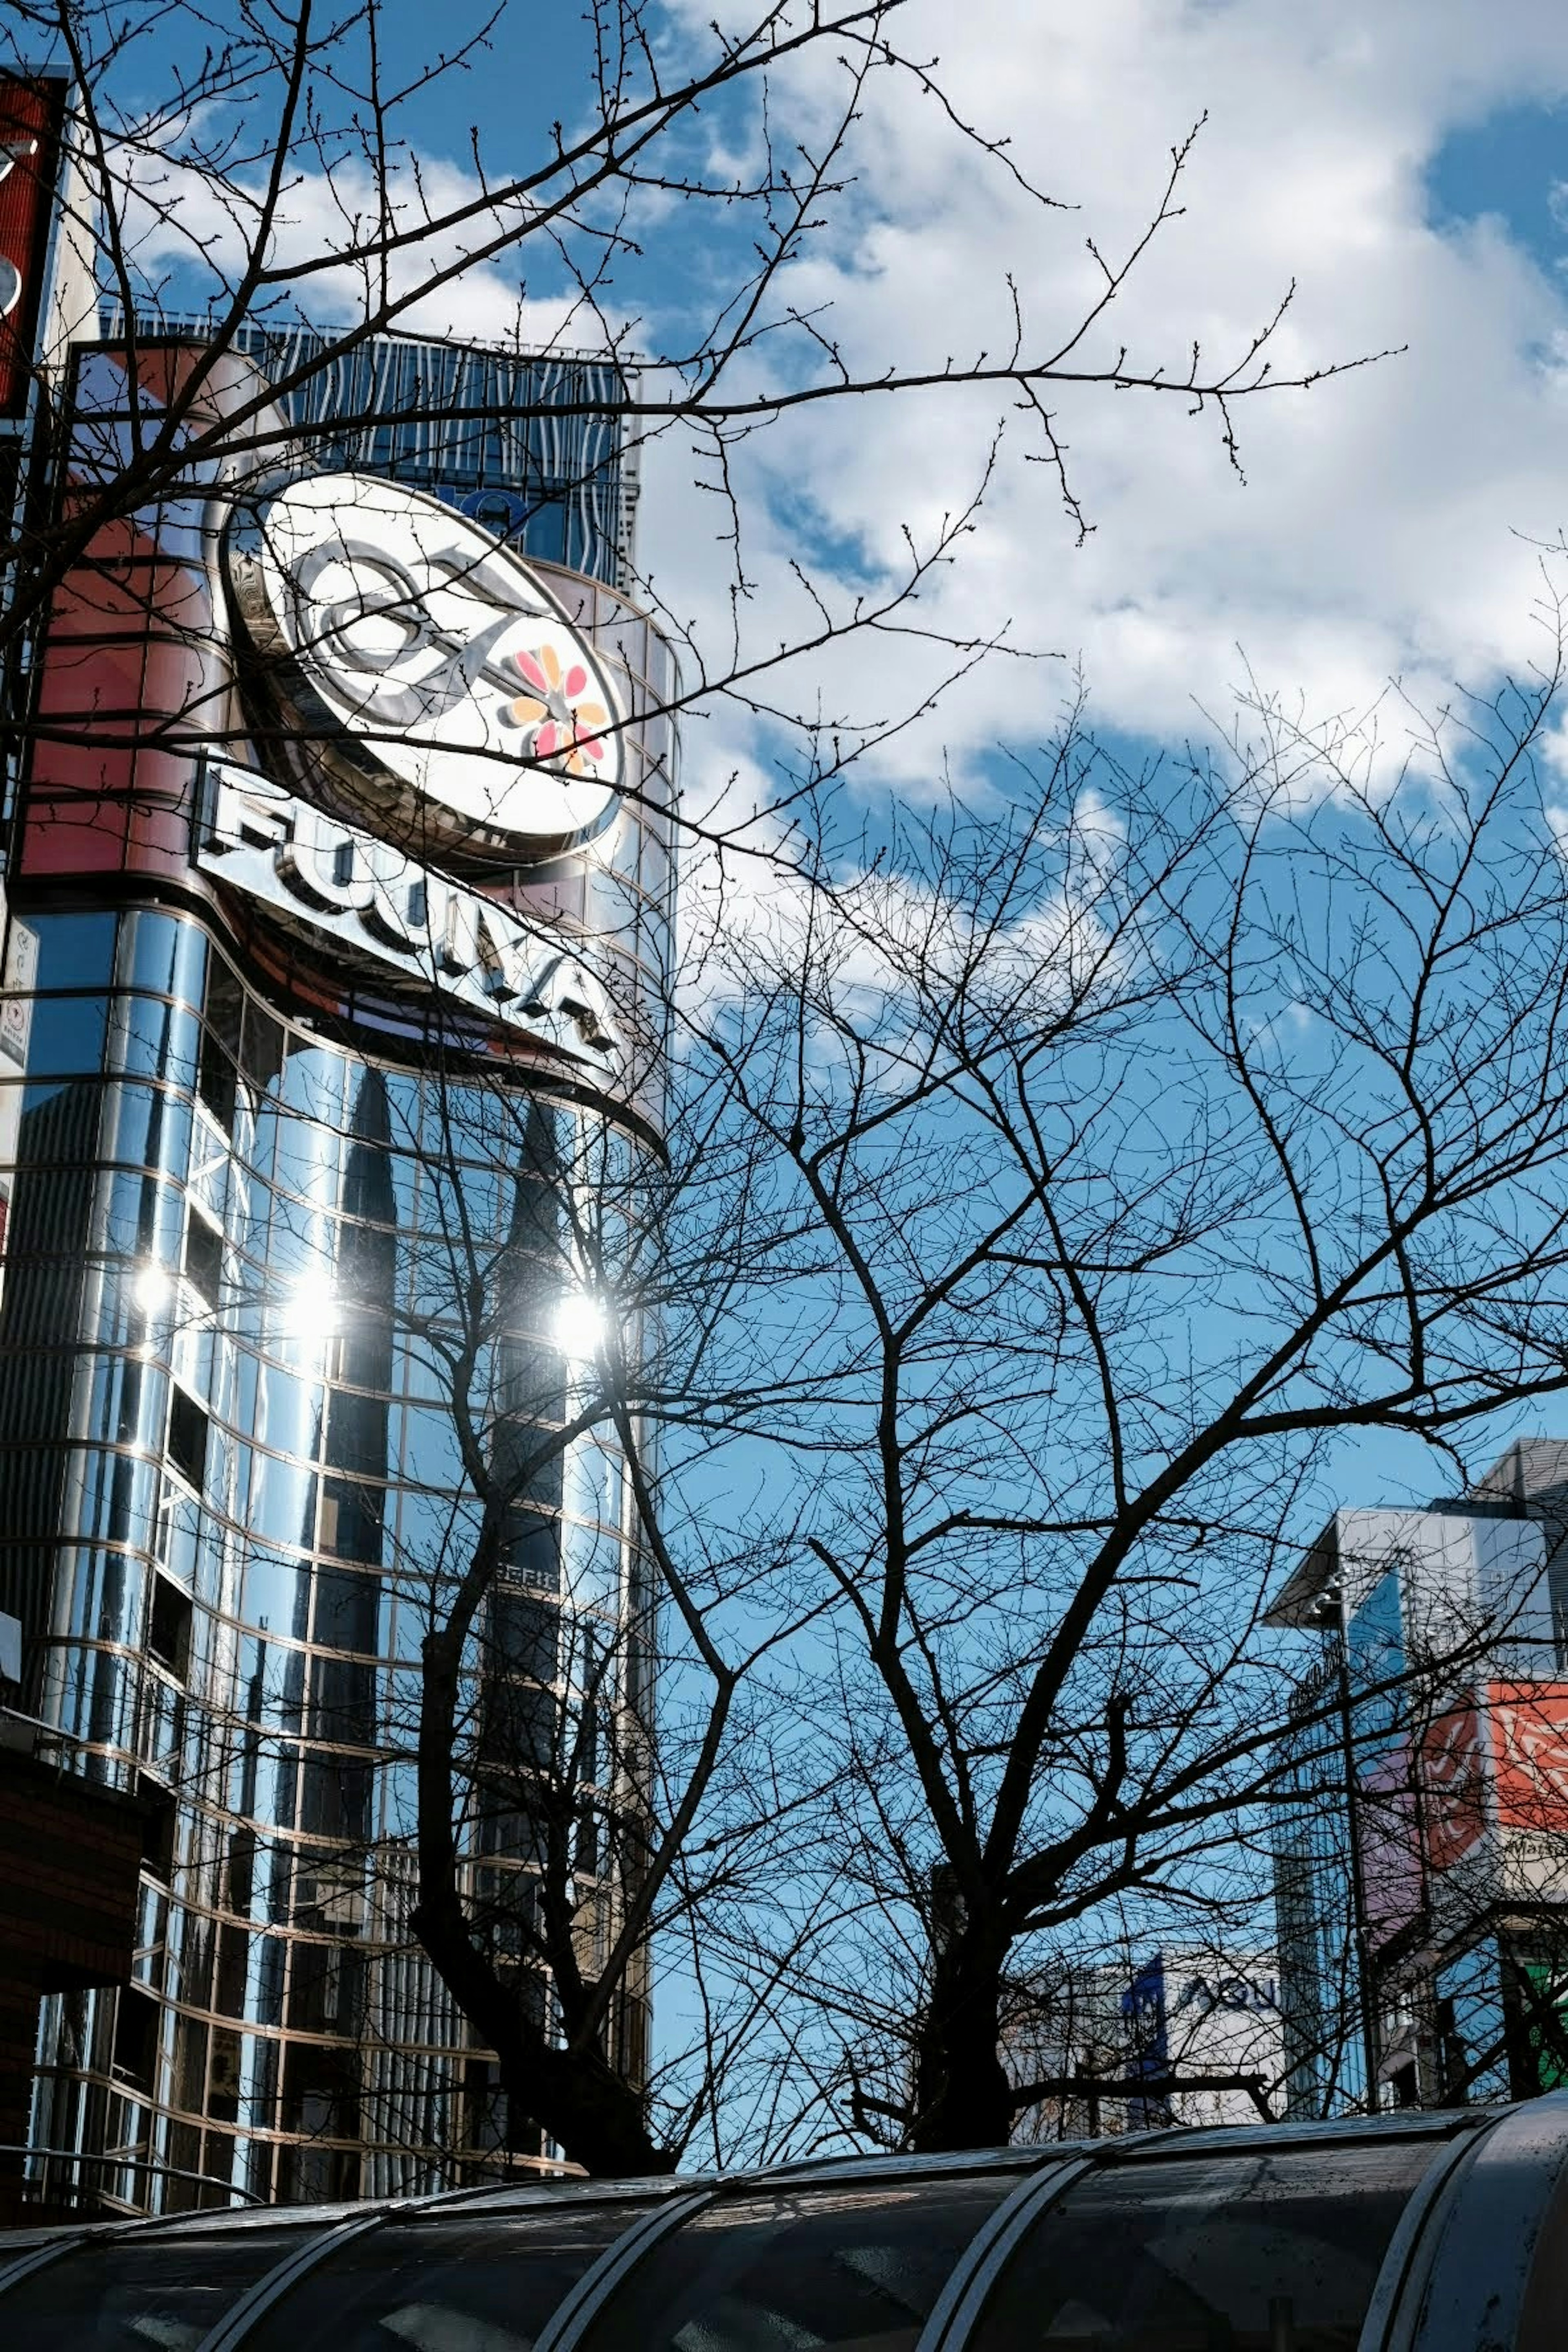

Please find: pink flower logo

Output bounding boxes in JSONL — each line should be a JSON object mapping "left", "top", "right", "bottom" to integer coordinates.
{"left": 503, "top": 643, "right": 610, "bottom": 777}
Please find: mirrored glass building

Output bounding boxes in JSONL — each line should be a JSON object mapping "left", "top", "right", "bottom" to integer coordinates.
{"left": 0, "top": 314, "right": 676, "bottom": 2215}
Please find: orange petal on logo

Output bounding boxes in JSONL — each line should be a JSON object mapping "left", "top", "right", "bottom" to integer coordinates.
{"left": 508, "top": 695, "right": 548, "bottom": 726}
{"left": 539, "top": 642, "right": 563, "bottom": 688}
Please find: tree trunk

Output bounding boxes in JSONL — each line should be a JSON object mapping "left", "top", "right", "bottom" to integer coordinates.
{"left": 909, "top": 1929, "right": 1014, "bottom": 2152}
{"left": 411, "top": 1884, "right": 673, "bottom": 2176}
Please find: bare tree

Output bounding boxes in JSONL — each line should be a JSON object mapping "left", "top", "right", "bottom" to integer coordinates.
{"left": 1, "top": 0, "right": 1387, "bottom": 807}
{"left": 0, "top": 0, "right": 1432, "bottom": 2203}
{"left": 641, "top": 648, "right": 1568, "bottom": 2155}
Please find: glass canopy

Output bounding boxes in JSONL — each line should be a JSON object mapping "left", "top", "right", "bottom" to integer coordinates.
{"left": 1, "top": 2103, "right": 1564, "bottom": 2352}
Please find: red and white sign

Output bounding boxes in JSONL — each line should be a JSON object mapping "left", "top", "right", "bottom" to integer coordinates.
{"left": 0, "top": 77, "right": 64, "bottom": 418}
{"left": 1408, "top": 1683, "right": 1568, "bottom": 1916}
{"left": 1421, "top": 1703, "right": 1489, "bottom": 1870}
{"left": 1487, "top": 1682, "right": 1568, "bottom": 1829}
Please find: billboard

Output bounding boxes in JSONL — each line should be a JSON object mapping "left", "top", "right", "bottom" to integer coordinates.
{"left": 0, "top": 76, "right": 64, "bottom": 417}
{"left": 1357, "top": 1740, "right": 1425, "bottom": 1956}
{"left": 1366, "top": 1683, "right": 1568, "bottom": 1946}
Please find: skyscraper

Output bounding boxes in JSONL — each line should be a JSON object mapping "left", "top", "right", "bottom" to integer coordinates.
{"left": 0, "top": 304, "right": 677, "bottom": 2214}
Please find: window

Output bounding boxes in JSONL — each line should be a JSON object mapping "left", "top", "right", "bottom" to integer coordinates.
{"left": 183, "top": 1205, "right": 222, "bottom": 1306}
{"left": 319, "top": 1475, "right": 384, "bottom": 1565}
{"left": 147, "top": 1573, "right": 192, "bottom": 1679}
{"left": 166, "top": 1384, "right": 209, "bottom": 1492}
{"left": 578, "top": 2179, "right": 1017, "bottom": 2352}
{"left": 111, "top": 1986, "right": 159, "bottom": 2092}
{"left": 0, "top": 2223, "right": 321, "bottom": 2347}
{"left": 239, "top": 2201, "right": 658, "bottom": 2352}
{"left": 500, "top": 1504, "right": 562, "bottom": 1590}
{"left": 137, "top": 1774, "right": 176, "bottom": 1880}
{"left": 198, "top": 957, "right": 243, "bottom": 1128}
{"left": 490, "top": 1582, "right": 558, "bottom": 1681}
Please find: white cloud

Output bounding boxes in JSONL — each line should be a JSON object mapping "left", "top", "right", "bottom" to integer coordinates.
{"left": 633, "top": 0, "right": 1568, "bottom": 803}
{"left": 111, "top": 4, "right": 1568, "bottom": 815}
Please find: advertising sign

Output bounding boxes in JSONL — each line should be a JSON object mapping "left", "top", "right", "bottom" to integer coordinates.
{"left": 1421, "top": 1702, "right": 1489, "bottom": 1870}
{"left": 1358, "top": 1742, "right": 1425, "bottom": 1955}
{"left": 196, "top": 757, "right": 620, "bottom": 1067}
{"left": 227, "top": 473, "right": 624, "bottom": 859}
{"left": 1484, "top": 1682, "right": 1568, "bottom": 1899}
{"left": 0, "top": 76, "right": 64, "bottom": 417}
{"left": 1120, "top": 1954, "right": 1169, "bottom": 2126}
{"left": 1336, "top": 1678, "right": 1568, "bottom": 1973}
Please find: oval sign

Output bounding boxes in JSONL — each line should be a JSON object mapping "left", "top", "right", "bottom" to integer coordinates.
{"left": 232, "top": 472, "right": 623, "bottom": 859}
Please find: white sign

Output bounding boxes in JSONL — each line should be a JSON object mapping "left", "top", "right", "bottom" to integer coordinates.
{"left": 196, "top": 758, "right": 621, "bottom": 1067}
{"left": 228, "top": 473, "right": 623, "bottom": 857}
{"left": 0, "top": 899, "right": 37, "bottom": 1068}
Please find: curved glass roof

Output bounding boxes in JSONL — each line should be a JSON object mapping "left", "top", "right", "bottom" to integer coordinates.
{"left": 2, "top": 2104, "right": 1565, "bottom": 2352}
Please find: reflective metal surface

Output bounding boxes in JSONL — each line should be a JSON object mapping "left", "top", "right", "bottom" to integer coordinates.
{"left": 0, "top": 881, "right": 671, "bottom": 2210}
{"left": 2, "top": 2108, "right": 1561, "bottom": 2352}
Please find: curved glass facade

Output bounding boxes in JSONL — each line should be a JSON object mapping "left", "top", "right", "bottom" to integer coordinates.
{"left": 0, "top": 310, "right": 679, "bottom": 2216}
{"left": 0, "top": 894, "right": 663, "bottom": 2207}
{"left": 0, "top": 2107, "right": 1554, "bottom": 2352}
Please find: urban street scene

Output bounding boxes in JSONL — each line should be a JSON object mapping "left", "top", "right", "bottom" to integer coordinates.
{"left": 2, "top": 3, "right": 1568, "bottom": 2345}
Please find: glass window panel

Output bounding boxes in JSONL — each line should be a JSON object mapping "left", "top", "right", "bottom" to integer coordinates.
{"left": 561, "top": 1521, "right": 622, "bottom": 1619}
{"left": 116, "top": 906, "right": 208, "bottom": 1006}
{"left": 971, "top": 2138, "right": 1442, "bottom": 2351}
{"left": 299, "top": 1748, "right": 374, "bottom": 1839}
{"left": 31, "top": 909, "right": 119, "bottom": 993}
{"left": 96, "top": 1169, "right": 153, "bottom": 1262}
{"left": 244, "top": 1447, "right": 318, "bottom": 1551}
{"left": 564, "top": 1438, "right": 622, "bottom": 1533}
{"left": 18, "top": 1072, "right": 104, "bottom": 1140}
{"left": 581, "top": 2177, "right": 1018, "bottom": 2352}
{"left": 171, "top": 1313, "right": 220, "bottom": 1404}
{"left": 319, "top": 1475, "right": 387, "bottom": 1566}
{"left": 98, "top": 1080, "right": 193, "bottom": 1180}
{"left": 276, "top": 1040, "right": 347, "bottom": 1128}
{"left": 312, "top": 1564, "right": 383, "bottom": 1654}
{"left": 326, "top": 1384, "right": 392, "bottom": 1478}
{"left": 20, "top": 992, "right": 109, "bottom": 1078}
{"left": 106, "top": 991, "right": 202, "bottom": 1089}
{"left": 155, "top": 1481, "right": 203, "bottom": 1587}
{"left": 58, "top": 1546, "right": 139, "bottom": 1648}
{"left": 266, "top": 1105, "right": 345, "bottom": 1214}
{"left": 397, "top": 1402, "right": 469, "bottom": 1495}
{"left": 394, "top": 1481, "right": 474, "bottom": 1577}
{"left": 243, "top": 2198, "right": 662, "bottom": 2352}
{"left": 255, "top": 1360, "right": 325, "bottom": 1465}
{"left": 241, "top": 1544, "right": 312, "bottom": 1640}
{"left": 71, "top": 1445, "right": 159, "bottom": 1550}
{"left": 0, "top": 2220, "right": 326, "bottom": 2349}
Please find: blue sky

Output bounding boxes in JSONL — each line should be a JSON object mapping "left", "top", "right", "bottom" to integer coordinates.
{"left": 1429, "top": 101, "right": 1568, "bottom": 265}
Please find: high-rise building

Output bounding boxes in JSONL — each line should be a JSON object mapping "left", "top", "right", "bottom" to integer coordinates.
{"left": 0, "top": 263, "right": 677, "bottom": 2209}
{"left": 1267, "top": 1453, "right": 1568, "bottom": 2118}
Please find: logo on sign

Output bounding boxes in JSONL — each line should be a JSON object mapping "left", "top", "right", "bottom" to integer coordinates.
{"left": 196, "top": 759, "right": 621, "bottom": 1067}
{"left": 228, "top": 474, "right": 623, "bottom": 859}
{"left": 1422, "top": 1703, "right": 1488, "bottom": 1871}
